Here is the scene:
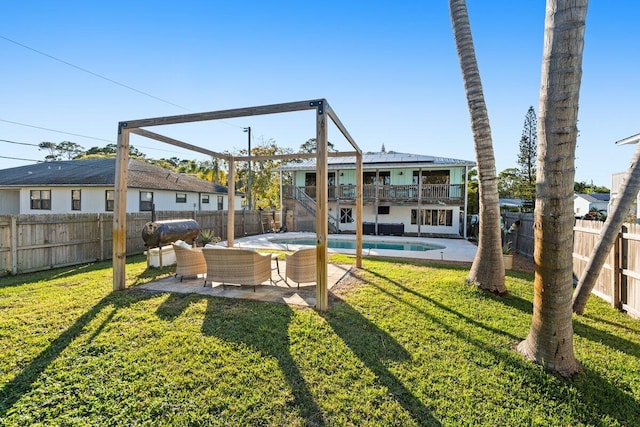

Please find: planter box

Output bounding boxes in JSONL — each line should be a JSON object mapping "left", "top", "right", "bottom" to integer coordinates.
{"left": 503, "top": 254, "right": 513, "bottom": 270}
{"left": 145, "top": 245, "right": 176, "bottom": 268}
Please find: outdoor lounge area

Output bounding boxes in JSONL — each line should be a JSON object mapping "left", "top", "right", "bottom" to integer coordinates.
{"left": 139, "top": 256, "right": 351, "bottom": 308}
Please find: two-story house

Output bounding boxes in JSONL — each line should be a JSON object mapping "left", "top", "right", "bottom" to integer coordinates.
{"left": 0, "top": 158, "right": 243, "bottom": 215}
{"left": 279, "top": 151, "right": 475, "bottom": 237}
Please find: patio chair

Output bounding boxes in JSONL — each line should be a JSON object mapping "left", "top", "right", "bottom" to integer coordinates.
{"left": 285, "top": 247, "right": 316, "bottom": 288}
{"left": 202, "top": 246, "right": 274, "bottom": 291}
{"left": 171, "top": 241, "right": 206, "bottom": 282}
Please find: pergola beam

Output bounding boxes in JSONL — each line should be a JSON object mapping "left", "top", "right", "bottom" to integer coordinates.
{"left": 113, "top": 98, "right": 362, "bottom": 312}
{"left": 130, "top": 128, "right": 231, "bottom": 160}
{"left": 327, "top": 104, "right": 362, "bottom": 153}
{"left": 121, "top": 100, "right": 320, "bottom": 129}
{"left": 236, "top": 151, "right": 358, "bottom": 162}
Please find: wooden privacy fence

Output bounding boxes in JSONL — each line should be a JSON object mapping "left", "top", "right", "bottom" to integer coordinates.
{"left": 0, "top": 210, "right": 280, "bottom": 276}
{"left": 573, "top": 220, "right": 640, "bottom": 318}
{"left": 503, "top": 213, "right": 639, "bottom": 318}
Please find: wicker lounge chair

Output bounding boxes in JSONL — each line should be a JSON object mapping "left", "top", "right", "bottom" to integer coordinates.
{"left": 285, "top": 247, "right": 316, "bottom": 288}
{"left": 202, "top": 246, "right": 273, "bottom": 290}
{"left": 171, "top": 242, "right": 206, "bottom": 282}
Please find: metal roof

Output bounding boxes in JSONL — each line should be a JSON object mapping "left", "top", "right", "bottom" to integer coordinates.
{"left": 575, "top": 193, "right": 610, "bottom": 203}
{"left": 614, "top": 132, "right": 640, "bottom": 146}
{"left": 277, "top": 151, "right": 475, "bottom": 171}
{"left": 0, "top": 158, "right": 235, "bottom": 194}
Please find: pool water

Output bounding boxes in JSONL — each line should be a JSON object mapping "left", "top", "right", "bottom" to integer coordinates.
{"left": 270, "top": 237, "right": 444, "bottom": 252}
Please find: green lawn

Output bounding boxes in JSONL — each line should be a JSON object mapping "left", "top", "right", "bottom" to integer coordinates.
{"left": 1, "top": 254, "right": 639, "bottom": 426}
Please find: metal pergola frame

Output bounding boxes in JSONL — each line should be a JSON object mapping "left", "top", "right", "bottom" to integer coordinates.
{"left": 112, "top": 99, "right": 363, "bottom": 311}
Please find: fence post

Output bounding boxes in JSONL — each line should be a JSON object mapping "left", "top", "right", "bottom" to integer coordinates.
{"left": 10, "top": 216, "right": 17, "bottom": 275}
{"left": 617, "top": 225, "right": 628, "bottom": 310}
{"left": 98, "top": 214, "right": 104, "bottom": 261}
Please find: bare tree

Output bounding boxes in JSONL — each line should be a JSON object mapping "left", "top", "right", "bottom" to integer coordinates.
{"left": 517, "top": 0, "right": 588, "bottom": 377}
{"left": 449, "top": 0, "right": 506, "bottom": 294}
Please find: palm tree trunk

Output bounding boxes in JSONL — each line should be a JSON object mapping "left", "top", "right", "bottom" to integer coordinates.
{"left": 573, "top": 142, "right": 640, "bottom": 314}
{"left": 517, "top": 0, "right": 587, "bottom": 377}
{"left": 449, "top": 0, "right": 506, "bottom": 294}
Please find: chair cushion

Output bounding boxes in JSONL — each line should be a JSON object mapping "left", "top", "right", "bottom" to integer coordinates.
{"left": 174, "top": 240, "right": 192, "bottom": 250}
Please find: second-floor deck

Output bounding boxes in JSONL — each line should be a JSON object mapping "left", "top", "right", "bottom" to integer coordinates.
{"left": 283, "top": 184, "right": 465, "bottom": 204}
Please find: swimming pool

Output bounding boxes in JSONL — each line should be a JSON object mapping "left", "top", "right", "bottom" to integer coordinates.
{"left": 270, "top": 237, "right": 445, "bottom": 252}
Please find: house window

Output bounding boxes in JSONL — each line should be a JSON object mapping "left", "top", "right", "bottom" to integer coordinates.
{"left": 411, "top": 208, "right": 453, "bottom": 226}
{"left": 340, "top": 208, "right": 353, "bottom": 223}
{"left": 139, "top": 191, "right": 154, "bottom": 211}
{"left": 217, "top": 196, "right": 224, "bottom": 210}
{"left": 202, "top": 194, "right": 210, "bottom": 204}
{"left": 413, "top": 170, "right": 451, "bottom": 185}
{"left": 71, "top": 190, "right": 81, "bottom": 211}
{"left": 30, "top": 190, "right": 51, "bottom": 210}
{"left": 176, "top": 193, "right": 187, "bottom": 203}
{"left": 378, "top": 206, "right": 390, "bottom": 215}
{"left": 363, "top": 172, "right": 377, "bottom": 184}
{"left": 378, "top": 171, "right": 391, "bottom": 185}
{"left": 105, "top": 190, "right": 114, "bottom": 212}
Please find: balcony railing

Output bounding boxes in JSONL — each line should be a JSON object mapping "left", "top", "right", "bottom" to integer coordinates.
{"left": 283, "top": 184, "right": 464, "bottom": 202}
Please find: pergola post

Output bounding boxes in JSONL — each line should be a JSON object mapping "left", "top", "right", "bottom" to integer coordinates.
{"left": 355, "top": 152, "right": 363, "bottom": 269}
{"left": 227, "top": 158, "right": 235, "bottom": 247}
{"left": 113, "top": 124, "right": 130, "bottom": 290}
{"left": 113, "top": 99, "right": 361, "bottom": 309}
{"left": 315, "top": 101, "right": 329, "bottom": 311}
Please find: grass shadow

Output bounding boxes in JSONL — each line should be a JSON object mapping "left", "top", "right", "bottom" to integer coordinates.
{"left": 367, "top": 269, "right": 523, "bottom": 341}
{"left": 350, "top": 268, "right": 640, "bottom": 425}
{"left": 200, "top": 298, "right": 326, "bottom": 426}
{"left": 494, "top": 292, "right": 640, "bottom": 359}
{"left": 324, "top": 294, "right": 441, "bottom": 426}
{"left": 0, "top": 289, "right": 157, "bottom": 418}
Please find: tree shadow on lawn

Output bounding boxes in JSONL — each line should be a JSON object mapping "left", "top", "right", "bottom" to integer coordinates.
{"left": 460, "top": 282, "right": 640, "bottom": 424}
{"left": 200, "top": 297, "right": 327, "bottom": 427}
{"left": 492, "top": 293, "right": 640, "bottom": 359}
{"left": 356, "top": 269, "right": 640, "bottom": 426}
{"left": 0, "top": 289, "right": 158, "bottom": 418}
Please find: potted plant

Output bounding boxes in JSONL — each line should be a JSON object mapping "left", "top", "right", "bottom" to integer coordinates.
{"left": 197, "top": 229, "right": 220, "bottom": 247}
{"left": 502, "top": 241, "right": 513, "bottom": 270}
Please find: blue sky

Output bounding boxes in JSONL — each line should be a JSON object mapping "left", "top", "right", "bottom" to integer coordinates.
{"left": 1, "top": 1, "right": 638, "bottom": 187}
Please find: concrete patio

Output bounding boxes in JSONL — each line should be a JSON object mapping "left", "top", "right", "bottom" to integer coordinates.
{"left": 138, "top": 259, "right": 352, "bottom": 308}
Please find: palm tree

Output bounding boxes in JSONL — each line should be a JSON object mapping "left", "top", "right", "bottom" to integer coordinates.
{"left": 517, "top": 0, "right": 588, "bottom": 377}
{"left": 449, "top": 0, "right": 506, "bottom": 294}
{"left": 573, "top": 141, "right": 640, "bottom": 314}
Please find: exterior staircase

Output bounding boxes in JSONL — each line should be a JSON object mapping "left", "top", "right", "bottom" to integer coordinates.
{"left": 293, "top": 186, "right": 340, "bottom": 233}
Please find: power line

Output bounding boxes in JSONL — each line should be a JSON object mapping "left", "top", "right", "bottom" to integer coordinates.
{"left": 0, "top": 34, "right": 193, "bottom": 112}
{"left": 0, "top": 118, "right": 114, "bottom": 142}
{"left": 0, "top": 138, "right": 40, "bottom": 147}
{"left": 0, "top": 155, "right": 41, "bottom": 162}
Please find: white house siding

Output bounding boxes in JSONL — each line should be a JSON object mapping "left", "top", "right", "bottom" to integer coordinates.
{"left": 15, "top": 186, "right": 238, "bottom": 214}
{"left": 332, "top": 203, "right": 460, "bottom": 235}
{"left": 0, "top": 190, "right": 20, "bottom": 214}
{"left": 574, "top": 198, "right": 591, "bottom": 216}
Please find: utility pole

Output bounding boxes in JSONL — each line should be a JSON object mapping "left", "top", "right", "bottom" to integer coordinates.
{"left": 243, "top": 127, "right": 252, "bottom": 210}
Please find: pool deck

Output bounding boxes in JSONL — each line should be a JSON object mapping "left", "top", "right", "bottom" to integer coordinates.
{"left": 232, "top": 232, "right": 477, "bottom": 263}
{"left": 137, "top": 233, "right": 477, "bottom": 308}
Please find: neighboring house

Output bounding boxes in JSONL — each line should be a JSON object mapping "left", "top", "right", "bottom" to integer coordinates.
{"left": 574, "top": 193, "right": 610, "bottom": 218}
{"left": 278, "top": 151, "right": 475, "bottom": 237}
{"left": 499, "top": 198, "right": 525, "bottom": 210}
{"left": 613, "top": 132, "right": 640, "bottom": 222}
{"left": 0, "top": 158, "right": 243, "bottom": 215}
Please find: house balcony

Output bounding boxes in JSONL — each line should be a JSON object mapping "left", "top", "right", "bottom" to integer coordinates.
{"left": 283, "top": 184, "right": 465, "bottom": 205}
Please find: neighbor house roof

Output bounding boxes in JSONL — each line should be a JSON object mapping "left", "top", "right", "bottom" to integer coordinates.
{"left": 575, "top": 193, "right": 610, "bottom": 203}
{"left": 0, "top": 158, "right": 234, "bottom": 194}
{"left": 277, "top": 151, "right": 475, "bottom": 171}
